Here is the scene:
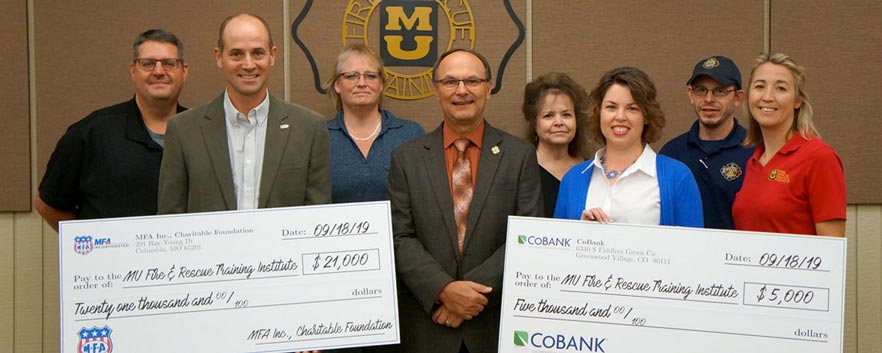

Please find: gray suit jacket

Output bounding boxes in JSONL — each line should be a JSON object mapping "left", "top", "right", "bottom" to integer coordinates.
{"left": 388, "top": 122, "right": 542, "bottom": 353}
{"left": 157, "top": 93, "right": 330, "bottom": 214}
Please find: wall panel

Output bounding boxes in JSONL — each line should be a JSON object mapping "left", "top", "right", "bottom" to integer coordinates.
{"left": 532, "top": 1, "right": 765, "bottom": 150}
{"left": 844, "top": 205, "right": 856, "bottom": 352}
{"left": 13, "top": 212, "right": 42, "bottom": 353}
{"left": 34, "top": 1, "right": 287, "bottom": 177}
{"left": 1, "top": 214, "right": 14, "bottom": 351}
{"left": 771, "top": 1, "right": 882, "bottom": 203}
{"left": 0, "top": 0, "right": 32, "bottom": 211}
{"left": 288, "top": 1, "right": 529, "bottom": 135}
{"left": 855, "top": 205, "right": 881, "bottom": 352}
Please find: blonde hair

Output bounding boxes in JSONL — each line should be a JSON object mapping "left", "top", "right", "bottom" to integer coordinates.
{"left": 744, "top": 53, "right": 819, "bottom": 146}
{"left": 322, "top": 44, "right": 385, "bottom": 111}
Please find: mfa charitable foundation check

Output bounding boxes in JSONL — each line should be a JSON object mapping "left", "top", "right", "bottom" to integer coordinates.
{"left": 499, "top": 217, "right": 846, "bottom": 353}
{"left": 59, "top": 201, "right": 399, "bottom": 353}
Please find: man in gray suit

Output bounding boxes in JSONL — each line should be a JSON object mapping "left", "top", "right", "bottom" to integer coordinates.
{"left": 158, "top": 13, "right": 330, "bottom": 213}
{"left": 388, "top": 49, "right": 543, "bottom": 353}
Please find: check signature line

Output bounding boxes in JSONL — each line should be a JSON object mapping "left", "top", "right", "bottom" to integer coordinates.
{"left": 75, "top": 296, "right": 383, "bottom": 322}
{"left": 283, "top": 232, "right": 380, "bottom": 240}
{"left": 723, "top": 262, "right": 830, "bottom": 272}
{"left": 513, "top": 314, "right": 828, "bottom": 343}
{"left": 122, "top": 273, "right": 300, "bottom": 289}
{"left": 255, "top": 332, "right": 385, "bottom": 345}
{"left": 560, "top": 289, "right": 738, "bottom": 305}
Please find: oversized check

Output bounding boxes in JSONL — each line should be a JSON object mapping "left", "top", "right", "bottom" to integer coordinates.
{"left": 59, "top": 201, "right": 399, "bottom": 353}
{"left": 499, "top": 217, "right": 846, "bottom": 353}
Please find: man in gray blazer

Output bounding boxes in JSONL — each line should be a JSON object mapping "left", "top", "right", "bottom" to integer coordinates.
{"left": 158, "top": 13, "right": 330, "bottom": 214}
{"left": 388, "top": 49, "right": 542, "bottom": 353}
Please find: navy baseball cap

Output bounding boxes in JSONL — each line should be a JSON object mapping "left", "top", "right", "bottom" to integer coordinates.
{"left": 687, "top": 56, "right": 742, "bottom": 90}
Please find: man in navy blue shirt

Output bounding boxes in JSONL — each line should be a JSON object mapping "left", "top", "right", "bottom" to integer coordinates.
{"left": 660, "top": 56, "right": 754, "bottom": 229}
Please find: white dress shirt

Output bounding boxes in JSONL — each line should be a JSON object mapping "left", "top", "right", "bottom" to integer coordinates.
{"left": 585, "top": 144, "right": 661, "bottom": 225}
{"left": 223, "top": 90, "right": 269, "bottom": 210}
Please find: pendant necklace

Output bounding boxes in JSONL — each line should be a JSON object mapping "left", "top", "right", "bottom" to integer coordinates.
{"left": 349, "top": 120, "right": 382, "bottom": 141}
{"left": 599, "top": 157, "right": 627, "bottom": 179}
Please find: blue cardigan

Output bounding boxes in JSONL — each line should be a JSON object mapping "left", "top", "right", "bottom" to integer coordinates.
{"left": 553, "top": 154, "right": 704, "bottom": 227}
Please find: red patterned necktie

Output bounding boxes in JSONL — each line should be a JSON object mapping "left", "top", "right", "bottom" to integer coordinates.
{"left": 452, "top": 138, "right": 473, "bottom": 255}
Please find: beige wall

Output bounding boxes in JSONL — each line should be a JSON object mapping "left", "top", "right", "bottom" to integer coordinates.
{"left": 2, "top": 1, "right": 880, "bottom": 352}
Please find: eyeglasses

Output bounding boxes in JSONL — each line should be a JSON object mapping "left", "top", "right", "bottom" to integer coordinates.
{"left": 339, "top": 71, "right": 381, "bottom": 82}
{"left": 134, "top": 58, "right": 183, "bottom": 71}
{"left": 434, "top": 78, "right": 489, "bottom": 90}
{"left": 691, "top": 86, "right": 736, "bottom": 97}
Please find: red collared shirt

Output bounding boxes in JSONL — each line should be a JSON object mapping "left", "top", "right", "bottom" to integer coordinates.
{"left": 732, "top": 134, "right": 846, "bottom": 235}
{"left": 442, "top": 121, "right": 484, "bottom": 192}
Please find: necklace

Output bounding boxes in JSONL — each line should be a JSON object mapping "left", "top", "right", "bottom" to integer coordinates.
{"left": 349, "top": 120, "right": 381, "bottom": 141}
{"left": 599, "top": 157, "right": 627, "bottom": 179}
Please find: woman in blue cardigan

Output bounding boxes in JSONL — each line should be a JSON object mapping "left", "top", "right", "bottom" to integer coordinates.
{"left": 554, "top": 67, "right": 703, "bottom": 227}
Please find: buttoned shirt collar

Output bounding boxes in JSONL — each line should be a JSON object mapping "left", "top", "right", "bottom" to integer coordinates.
{"left": 223, "top": 90, "right": 269, "bottom": 127}
{"left": 588, "top": 144, "right": 657, "bottom": 177}
{"left": 223, "top": 89, "right": 270, "bottom": 210}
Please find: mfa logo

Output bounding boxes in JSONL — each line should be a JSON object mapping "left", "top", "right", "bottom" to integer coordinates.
{"left": 74, "top": 236, "right": 93, "bottom": 255}
{"left": 74, "top": 235, "right": 113, "bottom": 255}
{"left": 77, "top": 326, "right": 113, "bottom": 353}
{"left": 513, "top": 330, "right": 607, "bottom": 352}
{"left": 292, "top": 0, "right": 524, "bottom": 100}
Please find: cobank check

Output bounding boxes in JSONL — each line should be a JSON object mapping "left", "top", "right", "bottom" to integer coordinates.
{"left": 59, "top": 201, "right": 399, "bottom": 353}
{"left": 499, "top": 217, "right": 846, "bottom": 353}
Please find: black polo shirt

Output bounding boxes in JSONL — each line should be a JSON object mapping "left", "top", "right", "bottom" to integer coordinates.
{"left": 39, "top": 98, "right": 185, "bottom": 219}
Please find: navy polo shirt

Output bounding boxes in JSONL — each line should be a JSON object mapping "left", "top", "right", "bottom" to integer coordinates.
{"left": 39, "top": 98, "right": 186, "bottom": 219}
{"left": 660, "top": 119, "right": 755, "bottom": 229}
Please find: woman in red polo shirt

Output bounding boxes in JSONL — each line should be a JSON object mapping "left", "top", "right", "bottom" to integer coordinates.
{"left": 732, "top": 53, "right": 846, "bottom": 236}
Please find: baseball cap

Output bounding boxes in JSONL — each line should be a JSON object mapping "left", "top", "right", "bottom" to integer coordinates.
{"left": 687, "top": 56, "right": 742, "bottom": 90}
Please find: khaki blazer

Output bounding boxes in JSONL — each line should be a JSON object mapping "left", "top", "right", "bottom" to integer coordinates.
{"left": 157, "top": 93, "right": 330, "bottom": 214}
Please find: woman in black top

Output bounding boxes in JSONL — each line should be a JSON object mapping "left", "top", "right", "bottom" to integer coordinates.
{"left": 523, "top": 72, "right": 592, "bottom": 216}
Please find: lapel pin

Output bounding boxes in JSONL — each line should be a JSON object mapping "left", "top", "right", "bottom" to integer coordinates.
{"left": 280, "top": 124, "right": 289, "bottom": 129}
{"left": 491, "top": 146, "right": 500, "bottom": 155}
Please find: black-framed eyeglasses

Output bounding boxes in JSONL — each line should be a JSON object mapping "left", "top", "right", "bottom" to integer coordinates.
{"left": 134, "top": 58, "right": 183, "bottom": 71}
{"left": 434, "top": 78, "right": 489, "bottom": 90}
{"left": 691, "top": 86, "right": 736, "bottom": 97}
{"left": 339, "top": 71, "right": 381, "bottom": 82}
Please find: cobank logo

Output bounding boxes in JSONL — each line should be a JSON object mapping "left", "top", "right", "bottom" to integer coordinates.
{"left": 518, "top": 235, "right": 572, "bottom": 248}
{"left": 292, "top": 0, "right": 524, "bottom": 100}
{"left": 513, "top": 330, "right": 607, "bottom": 352}
{"left": 513, "top": 330, "right": 529, "bottom": 346}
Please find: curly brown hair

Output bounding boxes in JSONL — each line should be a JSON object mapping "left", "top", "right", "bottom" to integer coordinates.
{"left": 522, "top": 72, "right": 591, "bottom": 159}
{"left": 586, "top": 67, "right": 665, "bottom": 146}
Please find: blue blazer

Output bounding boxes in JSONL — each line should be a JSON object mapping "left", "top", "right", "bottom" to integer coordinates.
{"left": 553, "top": 154, "right": 704, "bottom": 227}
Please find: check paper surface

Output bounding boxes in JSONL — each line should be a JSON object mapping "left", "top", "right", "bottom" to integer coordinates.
{"left": 499, "top": 217, "right": 846, "bottom": 353}
{"left": 60, "top": 201, "right": 398, "bottom": 353}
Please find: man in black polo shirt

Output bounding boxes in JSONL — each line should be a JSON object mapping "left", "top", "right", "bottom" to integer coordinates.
{"left": 660, "top": 56, "right": 755, "bottom": 229}
{"left": 35, "top": 29, "right": 188, "bottom": 231}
